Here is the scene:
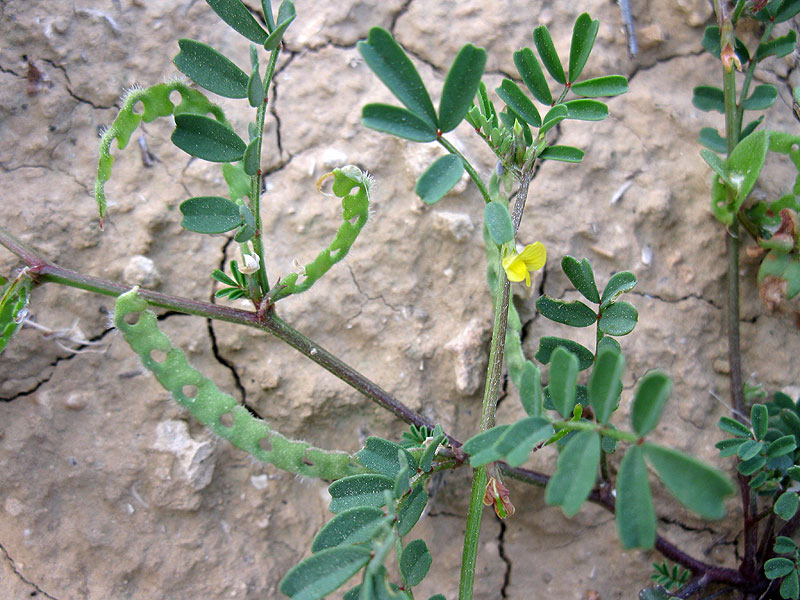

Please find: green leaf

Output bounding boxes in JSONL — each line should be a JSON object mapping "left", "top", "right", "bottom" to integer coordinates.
{"left": 616, "top": 446, "right": 656, "bottom": 549}
{"left": 699, "top": 127, "right": 727, "bottom": 154}
{"left": 775, "top": 536, "right": 798, "bottom": 554}
{"left": 279, "top": 545, "right": 372, "bottom": 600}
{"left": 631, "top": 372, "right": 671, "bottom": 436}
{"left": 765, "top": 557, "right": 796, "bottom": 579}
{"left": 536, "top": 296, "right": 597, "bottom": 327}
{"left": 0, "top": 275, "right": 30, "bottom": 355}
{"left": 727, "top": 130, "right": 769, "bottom": 211}
{"left": 643, "top": 443, "right": 734, "bottom": 519}
{"left": 311, "top": 507, "right": 386, "bottom": 552}
{"left": 394, "top": 460, "right": 410, "bottom": 499}
{"left": 781, "top": 570, "right": 800, "bottom": 600}
{"left": 519, "top": 361, "right": 544, "bottom": 417}
{"left": 764, "top": 558, "right": 795, "bottom": 579}
{"left": 439, "top": 44, "right": 487, "bottom": 133}
{"left": 716, "top": 438, "right": 746, "bottom": 457}
{"left": 561, "top": 256, "right": 600, "bottom": 303}
{"left": 700, "top": 149, "right": 733, "bottom": 187}
{"left": 328, "top": 474, "right": 394, "bottom": 513}
{"left": 548, "top": 347, "right": 579, "bottom": 418}
{"left": 563, "top": 99, "right": 608, "bottom": 121}
{"left": 736, "top": 439, "right": 764, "bottom": 461}
{"left": 545, "top": 430, "right": 601, "bottom": 517}
{"left": 533, "top": 25, "right": 566, "bottom": 84}
{"left": 262, "top": 0, "right": 275, "bottom": 31}
{"left": 775, "top": 491, "right": 799, "bottom": 520}
{"left": 535, "top": 337, "right": 594, "bottom": 371}
{"left": 264, "top": 0, "right": 296, "bottom": 51}
{"left": 493, "top": 416, "right": 554, "bottom": 467}
{"left": 464, "top": 425, "right": 509, "bottom": 466}
{"left": 243, "top": 138, "right": 260, "bottom": 175}
{"left": 741, "top": 116, "right": 764, "bottom": 139}
{"left": 597, "top": 335, "right": 621, "bottom": 355}
{"left": 742, "top": 84, "right": 778, "bottom": 111}
{"left": 598, "top": 301, "right": 638, "bottom": 336}
{"left": 540, "top": 105, "right": 568, "bottom": 135}
{"left": 513, "top": 47, "right": 552, "bottom": 105}
{"left": 568, "top": 13, "right": 599, "bottom": 83}
{"left": 756, "top": 30, "right": 797, "bottom": 60}
{"left": 776, "top": 0, "right": 800, "bottom": 22}
{"left": 180, "top": 196, "right": 242, "bottom": 233}
{"left": 571, "top": 75, "right": 628, "bottom": 98}
{"left": 428, "top": 596, "right": 446, "bottom": 600}
{"left": 588, "top": 348, "right": 625, "bottom": 424}
{"left": 418, "top": 432, "right": 443, "bottom": 473}
{"left": 358, "top": 27, "right": 437, "bottom": 130}
{"left": 600, "top": 271, "right": 637, "bottom": 308}
{"left": 496, "top": 79, "right": 541, "bottom": 127}
{"left": 247, "top": 66, "right": 265, "bottom": 107}
{"left": 758, "top": 251, "right": 800, "bottom": 300}
{"left": 171, "top": 114, "right": 246, "bottom": 162}
{"left": 206, "top": 0, "right": 268, "bottom": 44}
{"left": 400, "top": 539, "right": 432, "bottom": 587}
{"left": 361, "top": 104, "right": 438, "bottom": 143}
{"left": 767, "top": 435, "right": 797, "bottom": 457}
{"left": 356, "top": 437, "right": 417, "bottom": 478}
{"left": 718, "top": 415, "right": 752, "bottom": 438}
{"left": 539, "top": 145, "right": 584, "bottom": 162}
{"left": 174, "top": 39, "right": 249, "bottom": 99}
{"left": 396, "top": 484, "right": 428, "bottom": 536}
{"left": 211, "top": 269, "right": 238, "bottom": 287}
{"left": 484, "top": 201, "right": 515, "bottom": 245}
{"left": 692, "top": 86, "right": 725, "bottom": 113}
{"left": 222, "top": 161, "right": 250, "bottom": 202}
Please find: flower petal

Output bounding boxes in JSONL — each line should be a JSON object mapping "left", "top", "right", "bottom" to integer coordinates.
{"left": 519, "top": 242, "right": 546, "bottom": 271}
{"left": 502, "top": 254, "right": 528, "bottom": 282}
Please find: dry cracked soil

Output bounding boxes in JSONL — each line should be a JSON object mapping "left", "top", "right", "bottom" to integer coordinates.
{"left": 1, "top": 1, "right": 800, "bottom": 599}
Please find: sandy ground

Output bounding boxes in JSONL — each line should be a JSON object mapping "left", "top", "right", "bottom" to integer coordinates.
{"left": 2, "top": 1, "right": 800, "bottom": 598}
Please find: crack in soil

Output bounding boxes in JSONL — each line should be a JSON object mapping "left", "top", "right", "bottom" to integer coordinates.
{"left": 497, "top": 517, "right": 512, "bottom": 598}
{"left": 630, "top": 289, "right": 722, "bottom": 311}
{"left": 346, "top": 262, "right": 402, "bottom": 313}
{"left": 41, "top": 58, "right": 114, "bottom": 110}
{"left": 0, "top": 541, "right": 59, "bottom": 600}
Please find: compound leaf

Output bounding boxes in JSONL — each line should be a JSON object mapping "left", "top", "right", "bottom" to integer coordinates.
{"left": 172, "top": 114, "right": 246, "bottom": 162}
{"left": 616, "top": 446, "right": 656, "bottom": 549}
{"left": 174, "top": 39, "right": 249, "bottom": 98}
{"left": 279, "top": 545, "right": 372, "bottom": 600}
{"left": 643, "top": 443, "right": 734, "bottom": 519}
{"left": 361, "top": 103, "right": 438, "bottom": 143}
{"left": 439, "top": 44, "right": 487, "bottom": 133}
{"left": 358, "top": 27, "right": 437, "bottom": 129}
{"left": 561, "top": 255, "right": 600, "bottom": 303}
{"left": 545, "top": 430, "right": 600, "bottom": 516}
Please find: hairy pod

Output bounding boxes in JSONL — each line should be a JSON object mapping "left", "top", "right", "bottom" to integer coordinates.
{"left": 114, "top": 288, "right": 361, "bottom": 479}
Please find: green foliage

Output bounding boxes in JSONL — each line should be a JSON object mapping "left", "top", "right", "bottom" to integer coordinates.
{"left": 0, "top": 271, "right": 31, "bottom": 355}
{"left": 415, "top": 155, "right": 464, "bottom": 205}
{"left": 484, "top": 201, "right": 515, "bottom": 245}
{"left": 173, "top": 38, "right": 249, "bottom": 98}
{"left": 617, "top": 446, "right": 656, "bottom": 549}
{"left": 279, "top": 545, "right": 372, "bottom": 600}
{"left": 650, "top": 561, "right": 690, "bottom": 591}
{"left": 545, "top": 430, "right": 600, "bottom": 517}
{"left": 329, "top": 474, "right": 395, "bottom": 513}
{"left": 179, "top": 196, "right": 242, "bottom": 234}
{"left": 400, "top": 539, "right": 432, "bottom": 587}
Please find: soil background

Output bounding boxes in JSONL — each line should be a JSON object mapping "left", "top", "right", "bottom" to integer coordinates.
{"left": 1, "top": 1, "right": 800, "bottom": 599}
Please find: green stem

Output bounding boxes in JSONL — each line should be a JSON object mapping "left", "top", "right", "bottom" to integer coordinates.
{"left": 438, "top": 136, "right": 491, "bottom": 204}
{"left": 250, "top": 47, "right": 281, "bottom": 298}
{"left": 736, "top": 22, "right": 774, "bottom": 133}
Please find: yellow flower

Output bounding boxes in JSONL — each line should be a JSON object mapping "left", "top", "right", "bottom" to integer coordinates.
{"left": 502, "top": 242, "right": 546, "bottom": 286}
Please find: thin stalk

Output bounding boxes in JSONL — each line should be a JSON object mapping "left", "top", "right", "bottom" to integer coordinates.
{"left": 249, "top": 47, "right": 281, "bottom": 298}
{"left": 736, "top": 22, "right": 774, "bottom": 135}
{"left": 459, "top": 276, "right": 510, "bottom": 600}
{"left": 438, "top": 136, "right": 492, "bottom": 204}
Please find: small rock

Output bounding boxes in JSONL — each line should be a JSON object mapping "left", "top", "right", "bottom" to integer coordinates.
{"left": 637, "top": 24, "right": 666, "bottom": 51}
{"left": 123, "top": 255, "right": 161, "bottom": 288}
{"left": 433, "top": 211, "right": 474, "bottom": 242}
{"left": 320, "top": 148, "right": 348, "bottom": 169}
{"left": 4, "top": 497, "right": 24, "bottom": 517}
{"left": 152, "top": 420, "right": 216, "bottom": 491}
{"left": 445, "top": 319, "right": 491, "bottom": 395}
{"left": 712, "top": 358, "right": 730, "bottom": 374}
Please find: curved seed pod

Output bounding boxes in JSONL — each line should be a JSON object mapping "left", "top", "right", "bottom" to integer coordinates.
{"left": 270, "top": 165, "right": 372, "bottom": 301}
{"left": 114, "top": 288, "right": 361, "bottom": 480}
{"left": 95, "top": 82, "right": 229, "bottom": 225}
